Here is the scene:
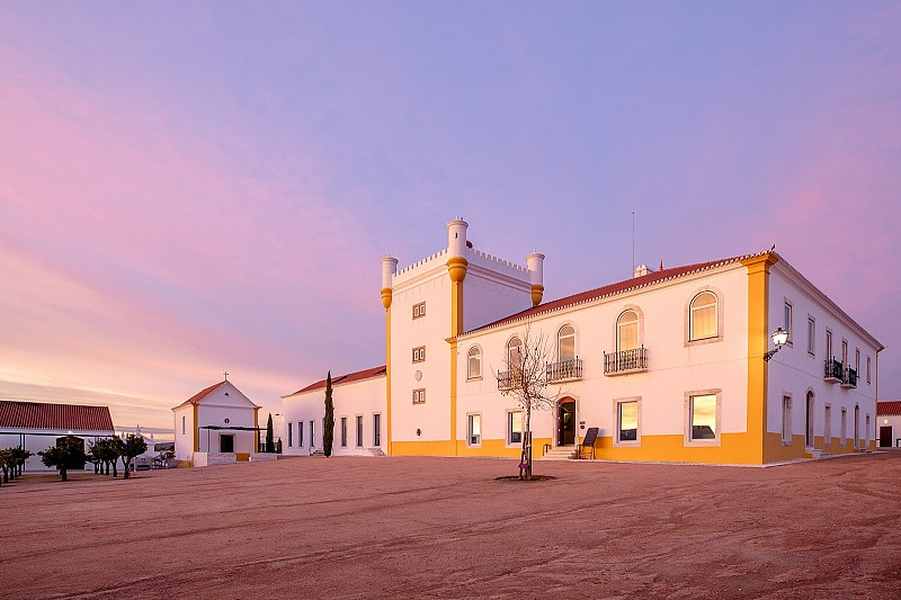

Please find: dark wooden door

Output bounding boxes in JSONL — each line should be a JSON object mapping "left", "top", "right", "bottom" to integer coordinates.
{"left": 557, "top": 401, "right": 575, "bottom": 446}
{"left": 220, "top": 434, "right": 234, "bottom": 453}
{"left": 879, "top": 426, "right": 892, "bottom": 448}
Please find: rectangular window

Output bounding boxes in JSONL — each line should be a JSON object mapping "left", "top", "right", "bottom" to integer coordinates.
{"left": 842, "top": 340, "right": 848, "bottom": 365}
{"left": 807, "top": 317, "right": 815, "bottom": 355}
{"left": 310, "top": 420, "right": 315, "bottom": 449}
{"left": 855, "top": 348, "right": 860, "bottom": 374}
{"left": 826, "top": 329, "right": 833, "bottom": 359}
{"left": 412, "top": 301, "right": 426, "bottom": 319}
{"left": 688, "top": 393, "right": 717, "bottom": 441}
{"left": 784, "top": 302, "right": 793, "bottom": 344}
{"left": 412, "top": 346, "right": 426, "bottom": 363}
{"left": 356, "top": 415, "right": 363, "bottom": 447}
{"left": 782, "top": 396, "right": 792, "bottom": 443}
{"left": 340, "top": 417, "right": 347, "bottom": 447}
{"left": 298, "top": 422, "right": 304, "bottom": 447}
{"left": 867, "top": 356, "right": 872, "bottom": 384}
{"left": 413, "top": 388, "right": 426, "bottom": 404}
{"left": 507, "top": 411, "right": 522, "bottom": 445}
{"left": 288, "top": 422, "right": 293, "bottom": 447}
{"left": 181, "top": 415, "right": 186, "bottom": 435}
{"left": 840, "top": 409, "right": 847, "bottom": 446}
{"left": 373, "top": 414, "right": 381, "bottom": 446}
{"left": 617, "top": 401, "right": 639, "bottom": 443}
{"left": 467, "top": 414, "right": 481, "bottom": 446}
{"left": 824, "top": 405, "right": 831, "bottom": 447}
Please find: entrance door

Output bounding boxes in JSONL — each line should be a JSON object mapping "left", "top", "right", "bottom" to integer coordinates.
{"left": 220, "top": 434, "right": 234, "bottom": 453}
{"left": 880, "top": 426, "right": 892, "bottom": 448}
{"left": 557, "top": 399, "right": 576, "bottom": 446}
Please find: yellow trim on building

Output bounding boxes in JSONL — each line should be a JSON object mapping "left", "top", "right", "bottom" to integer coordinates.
{"left": 456, "top": 438, "right": 553, "bottom": 458}
{"left": 591, "top": 433, "right": 764, "bottom": 464}
{"left": 392, "top": 440, "right": 457, "bottom": 456}
{"left": 742, "top": 253, "right": 778, "bottom": 464}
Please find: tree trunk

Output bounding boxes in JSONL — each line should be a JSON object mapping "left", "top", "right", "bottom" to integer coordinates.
{"left": 59, "top": 465, "right": 68, "bottom": 481}
{"left": 122, "top": 458, "right": 130, "bottom": 479}
{"left": 520, "top": 404, "right": 534, "bottom": 480}
{"left": 2, "top": 466, "right": 8, "bottom": 483}
{"left": 111, "top": 461, "right": 118, "bottom": 478}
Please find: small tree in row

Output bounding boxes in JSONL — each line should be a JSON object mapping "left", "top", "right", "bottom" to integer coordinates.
{"left": 39, "top": 437, "right": 86, "bottom": 482}
{"left": 323, "top": 371, "right": 334, "bottom": 457}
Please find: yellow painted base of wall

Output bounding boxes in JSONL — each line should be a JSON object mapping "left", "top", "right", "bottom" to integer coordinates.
{"left": 235, "top": 453, "right": 250, "bottom": 462}
{"left": 390, "top": 438, "right": 553, "bottom": 458}
{"left": 590, "top": 433, "right": 764, "bottom": 465}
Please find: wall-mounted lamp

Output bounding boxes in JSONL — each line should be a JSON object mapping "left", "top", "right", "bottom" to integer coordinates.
{"left": 764, "top": 327, "right": 789, "bottom": 362}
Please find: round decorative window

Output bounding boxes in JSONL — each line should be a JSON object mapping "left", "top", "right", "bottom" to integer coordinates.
{"left": 224, "top": 418, "right": 230, "bottom": 424}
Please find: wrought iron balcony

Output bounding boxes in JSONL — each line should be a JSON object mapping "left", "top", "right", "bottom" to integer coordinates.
{"left": 824, "top": 358, "right": 843, "bottom": 383}
{"left": 546, "top": 358, "right": 583, "bottom": 383}
{"left": 497, "top": 369, "right": 517, "bottom": 391}
{"left": 604, "top": 346, "right": 648, "bottom": 376}
{"left": 842, "top": 366, "right": 858, "bottom": 389}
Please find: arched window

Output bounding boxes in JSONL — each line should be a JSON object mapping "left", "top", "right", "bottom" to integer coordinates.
{"left": 467, "top": 346, "right": 481, "bottom": 380}
{"left": 689, "top": 291, "right": 719, "bottom": 341}
{"left": 617, "top": 310, "right": 640, "bottom": 351}
{"left": 557, "top": 325, "right": 576, "bottom": 362}
{"left": 507, "top": 337, "right": 523, "bottom": 369}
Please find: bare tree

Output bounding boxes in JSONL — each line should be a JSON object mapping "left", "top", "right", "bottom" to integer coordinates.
{"left": 496, "top": 325, "right": 558, "bottom": 480}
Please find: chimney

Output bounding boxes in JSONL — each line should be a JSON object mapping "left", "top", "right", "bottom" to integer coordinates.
{"left": 527, "top": 251, "right": 545, "bottom": 306}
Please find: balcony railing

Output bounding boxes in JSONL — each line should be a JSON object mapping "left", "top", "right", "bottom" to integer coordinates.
{"left": 842, "top": 366, "right": 858, "bottom": 389}
{"left": 497, "top": 369, "right": 518, "bottom": 391}
{"left": 546, "top": 358, "right": 583, "bottom": 383}
{"left": 824, "top": 358, "right": 843, "bottom": 382}
{"left": 604, "top": 346, "right": 648, "bottom": 376}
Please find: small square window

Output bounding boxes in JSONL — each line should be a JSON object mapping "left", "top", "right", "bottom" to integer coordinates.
{"left": 412, "top": 346, "right": 426, "bottom": 363}
{"left": 412, "top": 302, "right": 426, "bottom": 319}
{"left": 413, "top": 388, "right": 426, "bottom": 404}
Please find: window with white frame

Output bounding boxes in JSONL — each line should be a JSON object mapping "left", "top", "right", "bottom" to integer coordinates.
{"left": 557, "top": 325, "right": 576, "bottom": 362}
{"left": 181, "top": 415, "right": 186, "bottom": 435}
{"left": 782, "top": 396, "right": 792, "bottom": 444}
{"left": 867, "top": 356, "right": 872, "bottom": 384}
{"left": 340, "top": 417, "right": 347, "bottom": 447}
{"left": 807, "top": 317, "right": 815, "bottom": 355}
{"left": 467, "top": 413, "right": 481, "bottom": 446}
{"left": 826, "top": 329, "right": 833, "bottom": 360}
{"left": 689, "top": 292, "right": 718, "bottom": 341}
{"left": 855, "top": 348, "right": 860, "bottom": 375}
{"left": 310, "top": 420, "right": 315, "bottom": 448}
{"left": 288, "top": 422, "right": 293, "bottom": 447}
{"left": 842, "top": 340, "right": 848, "bottom": 365}
{"left": 688, "top": 393, "right": 718, "bottom": 441}
{"left": 412, "top": 302, "right": 426, "bottom": 319}
{"left": 784, "top": 301, "right": 793, "bottom": 344}
{"left": 467, "top": 346, "right": 481, "bottom": 380}
{"left": 824, "top": 405, "right": 831, "bottom": 447}
{"left": 412, "top": 388, "right": 426, "bottom": 404}
{"left": 617, "top": 310, "right": 640, "bottom": 351}
{"left": 373, "top": 413, "right": 381, "bottom": 446}
{"left": 298, "top": 421, "right": 304, "bottom": 447}
{"left": 617, "top": 400, "right": 639, "bottom": 443}
{"left": 356, "top": 415, "right": 363, "bottom": 447}
{"left": 507, "top": 411, "right": 522, "bottom": 445}
{"left": 412, "top": 346, "right": 426, "bottom": 363}
{"left": 507, "top": 337, "right": 523, "bottom": 369}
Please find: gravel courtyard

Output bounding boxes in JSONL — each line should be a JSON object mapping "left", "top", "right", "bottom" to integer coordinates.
{"left": 2, "top": 453, "right": 900, "bottom": 599}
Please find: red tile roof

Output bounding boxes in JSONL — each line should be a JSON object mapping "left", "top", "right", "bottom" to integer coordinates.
{"left": 286, "top": 365, "right": 387, "bottom": 397}
{"left": 464, "top": 254, "right": 752, "bottom": 335}
{"left": 0, "top": 400, "right": 114, "bottom": 433}
{"left": 877, "top": 402, "right": 901, "bottom": 416}
{"left": 172, "top": 381, "right": 258, "bottom": 410}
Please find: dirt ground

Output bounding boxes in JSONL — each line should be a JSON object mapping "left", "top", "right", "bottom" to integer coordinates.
{"left": 2, "top": 454, "right": 900, "bottom": 600}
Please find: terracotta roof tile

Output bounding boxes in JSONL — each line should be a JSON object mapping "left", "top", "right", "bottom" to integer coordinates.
{"left": 285, "top": 365, "right": 386, "bottom": 397}
{"left": 877, "top": 402, "right": 901, "bottom": 416}
{"left": 0, "top": 400, "right": 114, "bottom": 433}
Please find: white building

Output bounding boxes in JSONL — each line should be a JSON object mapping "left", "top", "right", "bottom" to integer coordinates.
{"left": 172, "top": 380, "right": 261, "bottom": 466}
{"left": 282, "top": 219, "right": 883, "bottom": 465}
{"left": 0, "top": 400, "right": 115, "bottom": 472}
{"left": 877, "top": 401, "right": 901, "bottom": 448}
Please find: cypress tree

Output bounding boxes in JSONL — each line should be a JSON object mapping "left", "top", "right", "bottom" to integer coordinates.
{"left": 265, "top": 414, "right": 275, "bottom": 453}
{"left": 323, "top": 371, "right": 334, "bottom": 457}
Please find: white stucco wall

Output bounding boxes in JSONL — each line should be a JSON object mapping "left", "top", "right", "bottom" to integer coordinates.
{"left": 282, "top": 374, "right": 386, "bottom": 456}
{"left": 766, "top": 264, "right": 880, "bottom": 448}
{"left": 0, "top": 430, "right": 112, "bottom": 472}
{"left": 877, "top": 413, "right": 901, "bottom": 448}
{"left": 457, "top": 263, "right": 751, "bottom": 446}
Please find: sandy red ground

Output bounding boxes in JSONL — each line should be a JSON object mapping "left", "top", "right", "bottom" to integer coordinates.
{"left": 2, "top": 453, "right": 901, "bottom": 599}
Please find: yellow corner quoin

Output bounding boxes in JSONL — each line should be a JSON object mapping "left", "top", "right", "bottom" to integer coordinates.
{"left": 447, "top": 257, "right": 467, "bottom": 457}
{"left": 741, "top": 253, "right": 778, "bottom": 464}
{"left": 530, "top": 283, "right": 544, "bottom": 307}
